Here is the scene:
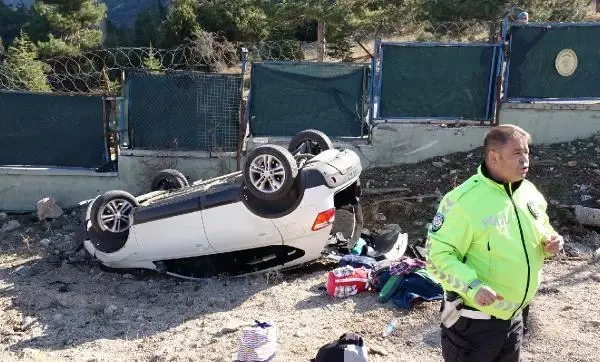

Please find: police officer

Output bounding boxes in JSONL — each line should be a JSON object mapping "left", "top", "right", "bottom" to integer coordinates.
{"left": 425, "top": 124, "right": 563, "bottom": 361}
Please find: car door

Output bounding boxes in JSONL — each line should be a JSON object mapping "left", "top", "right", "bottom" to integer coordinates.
{"left": 201, "top": 190, "right": 283, "bottom": 253}
{"left": 132, "top": 193, "right": 214, "bottom": 260}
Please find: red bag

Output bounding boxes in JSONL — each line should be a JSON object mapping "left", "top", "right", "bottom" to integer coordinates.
{"left": 326, "top": 265, "right": 371, "bottom": 298}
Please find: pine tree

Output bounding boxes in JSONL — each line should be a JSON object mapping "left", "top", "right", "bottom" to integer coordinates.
{"left": 158, "top": 0, "right": 201, "bottom": 47}
{"left": 2, "top": 31, "right": 51, "bottom": 92}
{"left": 143, "top": 43, "right": 163, "bottom": 71}
{"left": 27, "top": 0, "right": 107, "bottom": 58}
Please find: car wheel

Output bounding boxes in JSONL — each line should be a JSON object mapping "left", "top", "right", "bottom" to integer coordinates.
{"left": 89, "top": 190, "right": 139, "bottom": 240}
{"left": 244, "top": 145, "right": 298, "bottom": 201}
{"left": 288, "top": 129, "right": 333, "bottom": 156}
{"left": 151, "top": 169, "right": 189, "bottom": 191}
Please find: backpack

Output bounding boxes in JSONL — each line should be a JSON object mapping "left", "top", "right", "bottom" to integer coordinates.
{"left": 326, "top": 265, "right": 371, "bottom": 298}
{"left": 313, "top": 332, "right": 368, "bottom": 362}
{"left": 235, "top": 320, "right": 277, "bottom": 362}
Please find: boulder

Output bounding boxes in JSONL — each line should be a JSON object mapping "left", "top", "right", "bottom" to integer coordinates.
{"left": 36, "top": 196, "right": 64, "bottom": 221}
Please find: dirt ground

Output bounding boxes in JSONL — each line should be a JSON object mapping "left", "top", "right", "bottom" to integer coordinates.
{"left": 1, "top": 133, "right": 599, "bottom": 361}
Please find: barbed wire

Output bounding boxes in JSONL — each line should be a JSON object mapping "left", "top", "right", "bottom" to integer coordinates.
{"left": 0, "top": 20, "right": 503, "bottom": 95}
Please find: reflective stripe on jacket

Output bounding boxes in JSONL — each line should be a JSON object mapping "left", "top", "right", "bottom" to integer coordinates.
{"left": 425, "top": 164, "right": 556, "bottom": 320}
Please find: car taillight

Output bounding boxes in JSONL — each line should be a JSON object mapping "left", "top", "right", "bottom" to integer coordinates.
{"left": 312, "top": 208, "right": 335, "bottom": 231}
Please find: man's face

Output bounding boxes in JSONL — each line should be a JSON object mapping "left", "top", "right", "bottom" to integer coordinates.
{"left": 489, "top": 137, "right": 530, "bottom": 183}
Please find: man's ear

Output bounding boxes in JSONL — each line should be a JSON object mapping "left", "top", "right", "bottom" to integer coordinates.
{"left": 487, "top": 150, "right": 498, "bottom": 165}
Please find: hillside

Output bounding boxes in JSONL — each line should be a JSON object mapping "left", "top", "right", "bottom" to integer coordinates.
{"left": 1, "top": 0, "right": 167, "bottom": 27}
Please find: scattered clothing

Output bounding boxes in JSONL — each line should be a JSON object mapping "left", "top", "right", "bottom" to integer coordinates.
{"left": 376, "top": 265, "right": 443, "bottom": 309}
{"left": 338, "top": 254, "right": 378, "bottom": 270}
{"left": 389, "top": 269, "right": 443, "bottom": 309}
{"left": 389, "top": 257, "right": 426, "bottom": 276}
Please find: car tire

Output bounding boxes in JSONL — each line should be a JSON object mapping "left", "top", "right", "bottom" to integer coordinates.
{"left": 288, "top": 129, "right": 333, "bottom": 156}
{"left": 244, "top": 145, "right": 298, "bottom": 202}
{"left": 151, "top": 169, "right": 189, "bottom": 191}
{"left": 89, "top": 190, "right": 139, "bottom": 240}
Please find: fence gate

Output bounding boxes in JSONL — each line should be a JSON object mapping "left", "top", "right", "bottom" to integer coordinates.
{"left": 506, "top": 23, "right": 600, "bottom": 101}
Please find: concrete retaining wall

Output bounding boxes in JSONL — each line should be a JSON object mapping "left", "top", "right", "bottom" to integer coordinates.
{"left": 0, "top": 151, "right": 237, "bottom": 213}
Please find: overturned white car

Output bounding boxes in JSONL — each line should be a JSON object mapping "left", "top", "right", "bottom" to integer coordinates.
{"left": 81, "top": 130, "right": 407, "bottom": 278}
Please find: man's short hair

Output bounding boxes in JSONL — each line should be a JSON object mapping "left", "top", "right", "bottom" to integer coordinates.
{"left": 483, "top": 124, "right": 531, "bottom": 156}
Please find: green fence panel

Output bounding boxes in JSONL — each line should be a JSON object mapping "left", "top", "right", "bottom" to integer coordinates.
{"left": 249, "top": 62, "right": 368, "bottom": 137}
{"left": 0, "top": 91, "right": 107, "bottom": 168}
{"left": 507, "top": 24, "right": 600, "bottom": 99}
{"left": 126, "top": 71, "right": 242, "bottom": 151}
{"left": 378, "top": 44, "right": 499, "bottom": 120}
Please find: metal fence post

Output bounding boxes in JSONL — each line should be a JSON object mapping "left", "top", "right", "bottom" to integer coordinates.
{"left": 368, "top": 39, "right": 381, "bottom": 126}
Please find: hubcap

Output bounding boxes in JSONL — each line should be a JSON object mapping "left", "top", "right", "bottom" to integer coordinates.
{"left": 98, "top": 198, "right": 134, "bottom": 233}
{"left": 249, "top": 154, "right": 286, "bottom": 193}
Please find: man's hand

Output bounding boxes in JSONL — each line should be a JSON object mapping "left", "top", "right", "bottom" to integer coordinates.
{"left": 543, "top": 234, "right": 564, "bottom": 254}
{"left": 474, "top": 285, "right": 503, "bottom": 307}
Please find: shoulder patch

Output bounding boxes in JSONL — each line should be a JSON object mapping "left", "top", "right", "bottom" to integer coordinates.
{"left": 431, "top": 212, "right": 444, "bottom": 232}
{"left": 527, "top": 201, "right": 540, "bottom": 219}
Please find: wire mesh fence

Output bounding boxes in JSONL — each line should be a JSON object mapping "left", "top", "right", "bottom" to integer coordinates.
{"left": 125, "top": 71, "right": 242, "bottom": 153}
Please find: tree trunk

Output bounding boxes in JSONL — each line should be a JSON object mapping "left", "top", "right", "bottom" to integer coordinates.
{"left": 317, "top": 19, "right": 325, "bottom": 62}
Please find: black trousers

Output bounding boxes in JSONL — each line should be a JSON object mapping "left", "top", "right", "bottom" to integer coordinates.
{"left": 441, "top": 312, "right": 523, "bottom": 362}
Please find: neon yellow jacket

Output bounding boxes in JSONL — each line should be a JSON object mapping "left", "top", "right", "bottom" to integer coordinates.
{"left": 425, "top": 164, "right": 556, "bottom": 320}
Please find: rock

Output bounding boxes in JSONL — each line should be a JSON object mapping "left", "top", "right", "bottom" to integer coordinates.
{"left": 549, "top": 200, "right": 560, "bottom": 206}
{"left": 36, "top": 196, "right": 64, "bottom": 221}
{"left": 376, "top": 213, "right": 387, "bottom": 222}
{"left": 587, "top": 320, "right": 600, "bottom": 328}
{"left": 294, "top": 330, "right": 306, "bottom": 338}
{"left": 582, "top": 195, "right": 594, "bottom": 202}
{"left": 449, "top": 170, "right": 458, "bottom": 175}
{"left": 104, "top": 304, "right": 118, "bottom": 316}
{"left": 466, "top": 153, "right": 473, "bottom": 159}
{"left": 574, "top": 206, "right": 600, "bottom": 227}
{"left": 14, "top": 265, "right": 31, "bottom": 277}
{"left": 21, "top": 316, "right": 36, "bottom": 331}
{"left": 567, "top": 161, "right": 578, "bottom": 167}
{"left": 208, "top": 297, "right": 227, "bottom": 308}
{"left": 218, "top": 320, "right": 247, "bottom": 336}
{"left": 0, "top": 220, "right": 20, "bottom": 233}
{"left": 441, "top": 157, "right": 450, "bottom": 163}
{"left": 39, "top": 238, "right": 51, "bottom": 247}
{"left": 0, "top": 212, "right": 7, "bottom": 221}
{"left": 369, "top": 344, "right": 388, "bottom": 356}
{"left": 432, "top": 161, "right": 444, "bottom": 168}
{"left": 53, "top": 313, "right": 63, "bottom": 322}
{"left": 591, "top": 273, "right": 600, "bottom": 283}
